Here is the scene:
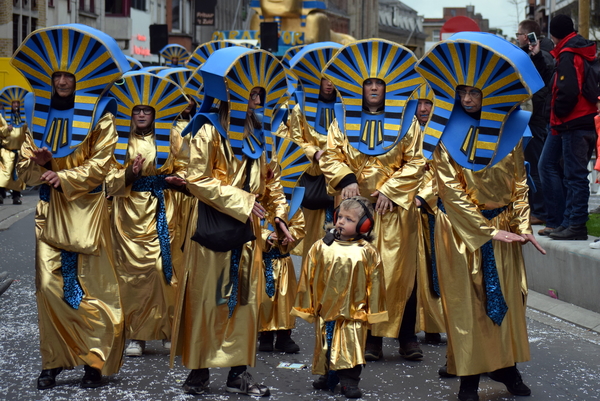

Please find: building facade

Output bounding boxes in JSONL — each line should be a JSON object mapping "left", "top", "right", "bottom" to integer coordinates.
{"left": 378, "top": 0, "right": 426, "bottom": 57}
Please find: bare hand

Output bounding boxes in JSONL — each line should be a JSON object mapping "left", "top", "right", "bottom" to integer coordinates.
{"left": 521, "top": 233, "right": 547, "bottom": 255}
{"left": 493, "top": 230, "right": 525, "bottom": 243}
{"left": 341, "top": 183, "right": 360, "bottom": 199}
{"left": 165, "top": 176, "right": 186, "bottom": 187}
{"left": 267, "top": 231, "right": 278, "bottom": 246}
{"left": 275, "top": 217, "right": 295, "bottom": 245}
{"left": 314, "top": 150, "right": 325, "bottom": 162}
{"left": 132, "top": 154, "right": 145, "bottom": 175}
{"left": 7, "top": 125, "right": 13, "bottom": 132}
{"left": 371, "top": 190, "right": 393, "bottom": 215}
{"left": 31, "top": 147, "right": 53, "bottom": 166}
{"left": 414, "top": 197, "right": 422, "bottom": 207}
{"left": 529, "top": 41, "right": 541, "bottom": 55}
{"left": 250, "top": 195, "right": 266, "bottom": 220}
{"left": 40, "top": 170, "right": 61, "bottom": 188}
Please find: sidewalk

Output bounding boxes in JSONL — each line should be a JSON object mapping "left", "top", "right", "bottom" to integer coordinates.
{"left": 0, "top": 187, "right": 37, "bottom": 231}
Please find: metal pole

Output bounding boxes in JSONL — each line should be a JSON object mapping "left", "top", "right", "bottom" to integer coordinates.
{"left": 231, "top": 0, "right": 243, "bottom": 30}
{"left": 579, "top": 0, "right": 590, "bottom": 39}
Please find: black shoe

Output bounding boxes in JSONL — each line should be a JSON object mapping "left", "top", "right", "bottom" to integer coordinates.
{"left": 312, "top": 375, "right": 329, "bottom": 390}
{"left": 438, "top": 364, "right": 457, "bottom": 378}
{"left": 12, "top": 197, "right": 22, "bottom": 205}
{"left": 488, "top": 366, "right": 531, "bottom": 396}
{"left": 424, "top": 332, "right": 442, "bottom": 344}
{"left": 0, "top": 197, "right": 3, "bottom": 205}
{"left": 274, "top": 330, "right": 300, "bottom": 353}
{"left": 399, "top": 341, "right": 423, "bottom": 361}
{"left": 226, "top": 371, "right": 270, "bottom": 397}
{"left": 258, "top": 331, "right": 274, "bottom": 352}
{"left": 37, "top": 368, "right": 63, "bottom": 390}
{"left": 549, "top": 224, "right": 587, "bottom": 240}
{"left": 341, "top": 385, "right": 362, "bottom": 399}
{"left": 183, "top": 369, "right": 210, "bottom": 395}
{"left": 81, "top": 365, "right": 103, "bottom": 388}
{"left": 458, "top": 388, "right": 479, "bottom": 401}
{"left": 364, "top": 342, "right": 382, "bottom": 361}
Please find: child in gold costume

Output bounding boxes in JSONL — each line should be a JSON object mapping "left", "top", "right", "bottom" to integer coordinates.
{"left": 293, "top": 196, "right": 387, "bottom": 399}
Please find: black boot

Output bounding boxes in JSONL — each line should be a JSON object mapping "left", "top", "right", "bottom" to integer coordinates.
{"left": 364, "top": 332, "right": 383, "bottom": 361}
{"left": 258, "top": 331, "right": 274, "bottom": 352}
{"left": 275, "top": 330, "right": 300, "bottom": 353}
{"left": 37, "top": 367, "right": 63, "bottom": 390}
{"left": 488, "top": 365, "right": 531, "bottom": 396}
{"left": 183, "top": 368, "right": 210, "bottom": 395}
{"left": 12, "top": 191, "right": 21, "bottom": 205}
{"left": 81, "top": 365, "right": 103, "bottom": 388}
{"left": 458, "top": 374, "right": 480, "bottom": 401}
{"left": 549, "top": 224, "right": 587, "bottom": 240}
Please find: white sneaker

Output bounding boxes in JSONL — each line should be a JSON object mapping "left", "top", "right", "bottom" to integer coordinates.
{"left": 125, "top": 340, "right": 145, "bottom": 357}
{"left": 162, "top": 339, "right": 171, "bottom": 350}
{"left": 589, "top": 239, "right": 600, "bottom": 249}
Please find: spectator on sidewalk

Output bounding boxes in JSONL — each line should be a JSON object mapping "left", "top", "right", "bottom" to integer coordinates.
{"left": 548, "top": 14, "right": 598, "bottom": 241}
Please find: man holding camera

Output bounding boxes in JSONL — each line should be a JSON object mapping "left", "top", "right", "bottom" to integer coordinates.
{"left": 515, "top": 20, "right": 555, "bottom": 229}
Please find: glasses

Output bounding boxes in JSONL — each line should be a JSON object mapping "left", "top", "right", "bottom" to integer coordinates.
{"left": 250, "top": 92, "right": 261, "bottom": 100}
{"left": 515, "top": 32, "right": 526, "bottom": 37}
{"left": 132, "top": 108, "right": 154, "bottom": 115}
{"left": 456, "top": 89, "right": 482, "bottom": 99}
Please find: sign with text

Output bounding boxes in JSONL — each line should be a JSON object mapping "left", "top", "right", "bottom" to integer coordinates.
{"left": 196, "top": 0, "right": 216, "bottom": 26}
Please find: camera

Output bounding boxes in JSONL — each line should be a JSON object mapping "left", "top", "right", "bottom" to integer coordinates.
{"left": 527, "top": 32, "right": 538, "bottom": 46}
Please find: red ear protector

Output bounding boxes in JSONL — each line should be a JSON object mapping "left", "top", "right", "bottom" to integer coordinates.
{"left": 333, "top": 197, "right": 374, "bottom": 235}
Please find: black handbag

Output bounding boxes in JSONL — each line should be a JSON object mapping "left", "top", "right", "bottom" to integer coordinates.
{"left": 191, "top": 159, "right": 256, "bottom": 252}
{"left": 298, "top": 172, "right": 334, "bottom": 210}
{"left": 190, "top": 201, "right": 256, "bottom": 252}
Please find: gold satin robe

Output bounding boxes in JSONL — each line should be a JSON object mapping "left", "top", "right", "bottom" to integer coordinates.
{"left": 0, "top": 113, "right": 26, "bottom": 191}
{"left": 170, "top": 124, "right": 288, "bottom": 369}
{"left": 105, "top": 127, "right": 185, "bottom": 341}
{"left": 432, "top": 142, "right": 531, "bottom": 376}
{"left": 292, "top": 238, "right": 388, "bottom": 375}
{"left": 320, "top": 118, "right": 426, "bottom": 338}
{"left": 415, "top": 167, "right": 446, "bottom": 334}
{"left": 170, "top": 119, "right": 195, "bottom": 284}
{"left": 288, "top": 104, "right": 330, "bottom": 259}
{"left": 17, "top": 113, "right": 124, "bottom": 375}
{"left": 257, "top": 194, "right": 306, "bottom": 332}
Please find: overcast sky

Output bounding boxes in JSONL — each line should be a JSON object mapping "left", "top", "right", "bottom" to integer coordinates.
{"left": 400, "top": 0, "right": 535, "bottom": 37}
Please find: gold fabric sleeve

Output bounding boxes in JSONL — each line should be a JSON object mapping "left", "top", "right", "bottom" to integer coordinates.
{"left": 320, "top": 119, "right": 355, "bottom": 195}
{"left": 289, "top": 104, "right": 328, "bottom": 174}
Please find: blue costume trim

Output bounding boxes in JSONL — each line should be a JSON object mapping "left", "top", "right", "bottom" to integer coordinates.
{"left": 131, "top": 175, "right": 173, "bottom": 284}
{"left": 438, "top": 199, "right": 508, "bottom": 325}
{"left": 262, "top": 247, "right": 290, "bottom": 298}
{"left": 325, "top": 320, "right": 339, "bottom": 391}
{"left": 325, "top": 204, "right": 335, "bottom": 225}
{"left": 228, "top": 247, "right": 242, "bottom": 318}
{"left": 39, "top": 184, "right": 102, "bottom": 309}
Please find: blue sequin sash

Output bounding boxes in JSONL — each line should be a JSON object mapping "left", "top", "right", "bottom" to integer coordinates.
{"left": 228, "top": 247, "right": 242, "bottom": 318}
{"left": 39, "top": 183, "right": 102, "bottom": 309}
{"left": 131, "top": 175, "right": 173, "bottom": 284}
{"left": 262, "top": 247, "right": 290, "bottom": 297}
{"left": 437, "top": 199, "right": 509, "bottom": 325}
{"left": 325, "top": 320, "right": 339, "bottom": 391}
{"left": 324, "top": 204, "right": 335, "bottom": 225}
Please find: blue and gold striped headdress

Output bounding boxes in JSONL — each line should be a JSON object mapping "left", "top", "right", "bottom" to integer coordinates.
{"left": 415, "top": 32, "right": 544, "bottom": 170}
{"left": 11, "top": 24, "right": 130, "bottom": 158}
{"left": 156, "top": 67, "right": 200, "bottom": 103}
{"left": 412, "top": 82, "right": 434, "bottom": 103}
{"left": 125, "top": 55, "right": 143, "bottom": 71}
{"left": 290, "top": 42, "right": 342, "bottom": 135}
{"left": 108, "top": 72, "right": 189, "bottom": 168}
{"left": 0, "top": 86, "right": 29, "bottom": 127}
{"left": 160, "top": 44, "right": 190, "bottom": 67}
{"left": 186, "top": 41, "right": 244, "bottom": 71}
{"left": 281, "top": 45, "right": 305, "bottom": 107}
{"left": 200, "top": 47, "right": 289, "bottom": 160}
{"left": 266, "top": 132, "right": 309, "bottom": 201}
{"left": 323, "top": 39, "right": 421, "bottom": 156}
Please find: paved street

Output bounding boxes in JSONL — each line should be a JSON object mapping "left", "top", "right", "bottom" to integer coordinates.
{"left": 1, "top": 201, "right": 599, "bottom": 400}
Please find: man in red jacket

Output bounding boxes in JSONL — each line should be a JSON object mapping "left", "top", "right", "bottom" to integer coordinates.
{"left": 548, "top": 14, "right": 598, "bottom": 241}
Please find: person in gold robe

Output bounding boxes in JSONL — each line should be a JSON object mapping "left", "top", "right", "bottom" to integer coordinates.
{"left": 320, "top": 40, "right": 426, "bottom": 361}
{"left": 170, "top": 47, "right": 294, "bottom": 397}
{"left": 12, "top": 24, "right": 131, "bottom": 390}
{"left": 292, "top": 196, "right": 387, "bottom": 399}
{"left": 0, "top": 87, "right": 28, "bottom": 204}
{"left": 415, "top": 32, "right": 546, "bottom": 401}
{"left": 105, "top": 72, "right": 189, "bottom": 357}
{"left": 286, "top": 42, "right": 341, "bottom": 260}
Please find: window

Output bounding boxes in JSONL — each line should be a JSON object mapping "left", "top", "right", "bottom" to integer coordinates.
{"left": 172, "top": 0, "right": 180, "bottom": 31}
{"left": 432, "top": 29, "right": 440, "bottom": 41}
{"left": 13, "top": 14, "right": 19, "bottom": 53}
{"left": 105, "top": 0, "right": 129, "bottom": 16}
{"left": 21, "top": 16, "right": 28, "bottom": 47}
{"left": 32, "top": 17, "right": 37, "bottom": 31}
{"left": 132, "top": 0, "right": 146, "bottom": 11}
